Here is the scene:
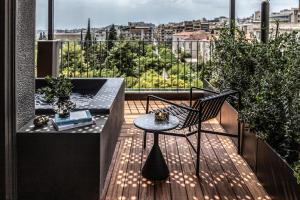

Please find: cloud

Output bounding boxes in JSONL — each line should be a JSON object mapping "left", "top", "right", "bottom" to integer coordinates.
{"left": 36, "top": 0, "right": 298, "bottom": 29}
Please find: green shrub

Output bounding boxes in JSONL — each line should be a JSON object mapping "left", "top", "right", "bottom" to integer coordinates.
{"left": 38, "top": 75, "right": 73, "bottom": 102}
{"left": 294, "top": 161, "right": 300, "bottom": 184}
{"left": 211, "top": 28, "right": 300, "bottom": 182}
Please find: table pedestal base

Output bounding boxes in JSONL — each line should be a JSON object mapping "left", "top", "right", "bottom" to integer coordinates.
{"left": 142, "top": 134, "right": 169, "bottom": 180}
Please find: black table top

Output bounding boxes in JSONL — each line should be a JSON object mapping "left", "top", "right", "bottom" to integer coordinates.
{"left": 134, "top": 114, "right": 179, "bottom": 132}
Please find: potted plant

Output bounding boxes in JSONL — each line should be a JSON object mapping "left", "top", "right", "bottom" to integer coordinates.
{"left": 38, "top": 75, "right": 75, "bottom": 117}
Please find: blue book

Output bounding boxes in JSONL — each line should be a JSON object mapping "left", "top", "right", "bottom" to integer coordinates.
{"left": 52, "top": 119, "right": 95, "bottom": 131}
{"left": 54, "top": 110, "right": 92, "bottom": 126}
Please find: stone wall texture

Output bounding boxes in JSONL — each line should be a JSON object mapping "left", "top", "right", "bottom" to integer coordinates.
{"left": 16, "top": 0, "right": 36, "bottom": 129}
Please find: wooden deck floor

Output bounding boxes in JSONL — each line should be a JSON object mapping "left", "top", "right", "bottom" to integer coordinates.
{"left": 101, "top": 101, "right": 270, "bottom": 200}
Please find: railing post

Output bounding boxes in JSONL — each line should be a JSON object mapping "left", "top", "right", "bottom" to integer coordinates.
{"left": 48, "top": 0, "right": 54, "bottom": 40}
{"left": 261, "top": 0, "right": 270, "bottom": 43}
{"left": 36, "top": 40, "right": 61, "bottom": 77}
{"left": 229, "top": 0, "right": 236, "bottom": 36}
{"left": 36, "top": 0, "right": 61, "bottom": 77}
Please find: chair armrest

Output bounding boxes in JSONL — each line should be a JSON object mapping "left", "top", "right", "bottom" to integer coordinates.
{"left": 146, "top": 95, "right": 199, "bottom": 114}
{"left": 223, "top": 89, "right": 240, "bottom": 100}
{"left": 189, "top": 87, "right": 220, "bottom": 107}
{"left": 190, "top": 87, "right": 220, "bottom": 95}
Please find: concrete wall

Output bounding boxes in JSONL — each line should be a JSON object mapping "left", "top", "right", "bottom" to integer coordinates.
{"left": 16, "top": 0, "right": 36, "bottom": 129}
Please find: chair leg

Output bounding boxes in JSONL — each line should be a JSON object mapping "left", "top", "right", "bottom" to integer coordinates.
{"left": 196, "top": 127, "right": 201, "bottom": 176}
{"left": 143, "top": 131, "right": 147, "bottom": 149}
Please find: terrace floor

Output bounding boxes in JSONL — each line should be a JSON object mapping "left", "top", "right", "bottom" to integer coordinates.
{"left": 101, "top": 101, "right": 270, "bottom": 200}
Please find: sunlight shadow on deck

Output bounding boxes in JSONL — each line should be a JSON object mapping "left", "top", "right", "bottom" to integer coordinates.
{"left": 102, "top": 101, "right": 270, "bottom": 200}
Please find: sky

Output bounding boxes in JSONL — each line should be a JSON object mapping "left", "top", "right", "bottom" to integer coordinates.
{"left": 36, "top": 0, "right": 298, "bottom": 30}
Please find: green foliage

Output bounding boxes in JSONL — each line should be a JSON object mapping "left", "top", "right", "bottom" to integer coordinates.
{"left": 105, "top": 41, "right": 138, "bottom": 76}
{"left": 294, "top": 161, "right": 300, "bottom": 184}
{"left": 38, "top": 75, "right": 73, "bottom": 102}
{"left": 211, "top": 28, "right": 300, "bottom": 182}
{"left": 84, "top": 18, "right": 92, "bottom": 49}
{"left": 136, "top": 69, "right": 189, "bottom": 89}
{"left": 107, "top": 24, "right": 118, "bottom": 50}
{"left": 61, "top": 43, "right": 86, "bottom": 76}
{"left": 60, "top": 40, "right": 206, "bottom": 89}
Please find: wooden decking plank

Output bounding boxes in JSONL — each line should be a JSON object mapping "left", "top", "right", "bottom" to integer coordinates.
{"left": 138, "top": 134, "right": 155, "bottom": 200}
{"left": 125, "top": 101, "right": 132, "bottom": 114}
{"left": 102, "top": 101, "right": 270, "bottom": 200}
{"left": 154, "top": 135, "right": 172, "bottom": 200}
{"left": 165, "top": 135, "right": 189, "bottom": 200}
{"left": 134, "top": 101, "right": 146, "bottom": 113}
{"left": 105, "top": 137, "right": 133, "bottom": 200}
{"left": 121, "top": 134, "right": 144, "bottom": 200}
{"left": 175, "top": 135, "right": 205, "bottom": 200}
{"left": 200, "top": 123, "right": 238, "bottom": 200}
{"left": 101, "top": 141, "right": 121, "bottom": 200}
{"left": 209, "top": 119, "right": 270, "bottom": 200}
{"left": 188, "top": 132, "right": 223, "bottom": 200}
{"left": 204, "top": 121, "right": 254, "bottom": 200}
{"left": 120, "top": 123, "right": 141, "bottom": 137}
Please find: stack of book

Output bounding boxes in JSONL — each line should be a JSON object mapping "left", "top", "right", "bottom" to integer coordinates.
{"left": 52, "top": 110, "right": 94, "bottom": 131}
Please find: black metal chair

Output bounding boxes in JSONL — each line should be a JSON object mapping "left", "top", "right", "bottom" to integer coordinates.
{"left": 144, "top": 87, "right": 241, "bottom": 176}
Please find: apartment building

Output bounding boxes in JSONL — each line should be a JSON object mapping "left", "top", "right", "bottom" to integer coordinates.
{"left": 239, "top": 21, "right": 300, "bottom": 40}
{"left": 156, "top": 20, "right": 210, "bottom": 41}
{"left": 270, "top": 8, "right": 300, "bottom": 23}
{"left": 252, "top": 7, "right": 300, "bottom": 24}
{"left": 172, "top": 31, "right": 212, "bottom": 62}
{"left": 155, "top": 24, "right": 174, "bottom": 42}
{"left": 120, "top": 22, "right": 155, "bottom": 40}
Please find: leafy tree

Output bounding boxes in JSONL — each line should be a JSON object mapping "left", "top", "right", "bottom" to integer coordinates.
{"left": 211, "top": 27, "right": 300, "bottom": 182}
{"left": 107, "top": 24, "right": 118, "bottom": 50}
{"left": 59, "top": 40, "right": 205, "bottom": 90}
{"left": 294, "top": 161, "right": 300, "bottom": 184}
{"left": 86, "top": 42, "right": 109, "bottom": 77}
{"left": 83, "top": 18, "right": 102, "bottom": 74}
{"left": 105, "top": 41, "right": 138, "bottom": 77}
{"left": 61, "top": 42, "right": 86, "bottom": 76}
{"left": 84, "top": 18, "right": 92, "bottom": 48}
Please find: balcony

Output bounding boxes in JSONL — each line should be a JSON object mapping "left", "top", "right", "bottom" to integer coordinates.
{"left": 2, "top": 0, "right": 300, "bottom": 199}
{"left": 29, "top": 30, "right": 300, "bottom": 199}
{"left": 32, "top": 30, "right": 300, "bottom": 199}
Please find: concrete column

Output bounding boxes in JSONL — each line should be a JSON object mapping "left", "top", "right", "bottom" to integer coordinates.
{"left": 261, "top": 0, "right": 270, "bottom": 43}
{"left": 16, "top": 0, "right": 36, "bottom": 129}
{"left": 229, "top": 0, "right": 235, "bottom": 35}
{"left": 48, "top": 0, "right": 54, "bottom": 40}
{"left": 36, "top": 40, "right": 61, "bottom": 77}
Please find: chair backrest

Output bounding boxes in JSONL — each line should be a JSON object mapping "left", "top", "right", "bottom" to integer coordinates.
{"left": 182, "top": 90, "right": 236, "bottom": 128}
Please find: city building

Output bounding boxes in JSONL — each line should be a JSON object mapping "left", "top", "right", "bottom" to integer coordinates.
{"left": 270, "top": 8, "right": 300, "bottom": 23}
{"left": 156, "top": 24, "right": 175, "bottom": 41}
{"left": 156, "top": 19, "right": 210, "bottom": 41}
{"left": 54, "top": 32, "right": 84, "bottom": 41}
{"left": 120, "top": 22, "right": 155, "bottom": 40}
{"left": 172, "top": 31, "right": 212, "bottom": 62}
{"left": 239, "top": 22, "right": 300, "bottom": 40}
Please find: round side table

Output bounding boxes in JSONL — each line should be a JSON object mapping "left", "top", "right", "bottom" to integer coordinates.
{"left": 134, "top": 114, "right": 179, "bottom": 180}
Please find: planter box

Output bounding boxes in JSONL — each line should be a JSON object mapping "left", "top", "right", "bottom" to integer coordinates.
{"left": 17, "top": 79, "right": 125, "bottom": 200}
{"left": 218, "top": 98, "right": 300, "bottom": 199}
{"left": 244, "top": 133, "right": 300, "bottom": 200}
{"left": 256, "top": 139, "right": 300, "bottom": 200}
{"left": 241, "top": 126, "right": 257, "bottom": 172}
{"left": 203, "top": 80, "right": 300, "bottom": 199}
